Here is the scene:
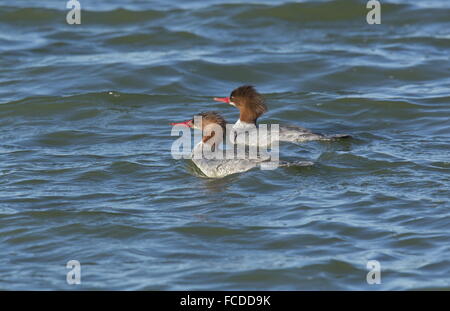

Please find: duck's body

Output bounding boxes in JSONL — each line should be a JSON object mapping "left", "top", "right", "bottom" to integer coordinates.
{"left": 229, "top": 119, "right": 326, "bottom": 147}
{"left": 191, "top": 141, "right": 268, "bottom": 178}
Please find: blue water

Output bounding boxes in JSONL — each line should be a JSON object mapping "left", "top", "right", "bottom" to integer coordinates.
{"left": 0, "top": 0, "right": 449, "bottom": 290}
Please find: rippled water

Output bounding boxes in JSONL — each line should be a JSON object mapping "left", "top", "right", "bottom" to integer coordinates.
{"left": 1, "top": 0, "right": 449, "bottom": 290}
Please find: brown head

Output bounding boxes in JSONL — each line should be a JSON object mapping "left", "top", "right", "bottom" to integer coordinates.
{"left": 171, "top": 111, "right": 226, "bottom": 147}
{"left": 214, "top": 85, "right": 268, "bottom": 124}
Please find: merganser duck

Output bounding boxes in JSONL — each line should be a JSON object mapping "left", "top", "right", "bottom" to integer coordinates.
{"left": 214, "top": 85, "right": 351, "bottom": 146}
{"left": 171, "top": 111, "right": 272, "bottom": 178}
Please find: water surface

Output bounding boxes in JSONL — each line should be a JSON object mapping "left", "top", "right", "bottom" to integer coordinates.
{"left": 0, "top": 0, "right": 449, "bottom": 290}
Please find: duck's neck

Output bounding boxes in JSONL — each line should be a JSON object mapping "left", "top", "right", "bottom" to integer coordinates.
{"left": 238, "top": 108, "right": 257, "bottom": 125}
{"left": 200, "top": 133, "right": 222, "bottom": 152}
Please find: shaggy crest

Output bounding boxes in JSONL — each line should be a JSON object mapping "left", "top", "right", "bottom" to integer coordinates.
{"left": 195, "top": 111, "right": 227, "bottom": 131}
{"left": 230, "top": 85, "right": 268, "bottom": 123}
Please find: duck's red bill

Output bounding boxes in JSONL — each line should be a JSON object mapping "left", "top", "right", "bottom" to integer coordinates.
{"left": 170, "top": 120, "right": 192, "bottom": 127}
{"left": 213, "top": 97, "right": 230, "bottom": 104}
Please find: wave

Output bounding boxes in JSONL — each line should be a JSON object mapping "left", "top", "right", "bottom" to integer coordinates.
{"left": 1, "top": 0, "right": 449, "bottom": 28}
